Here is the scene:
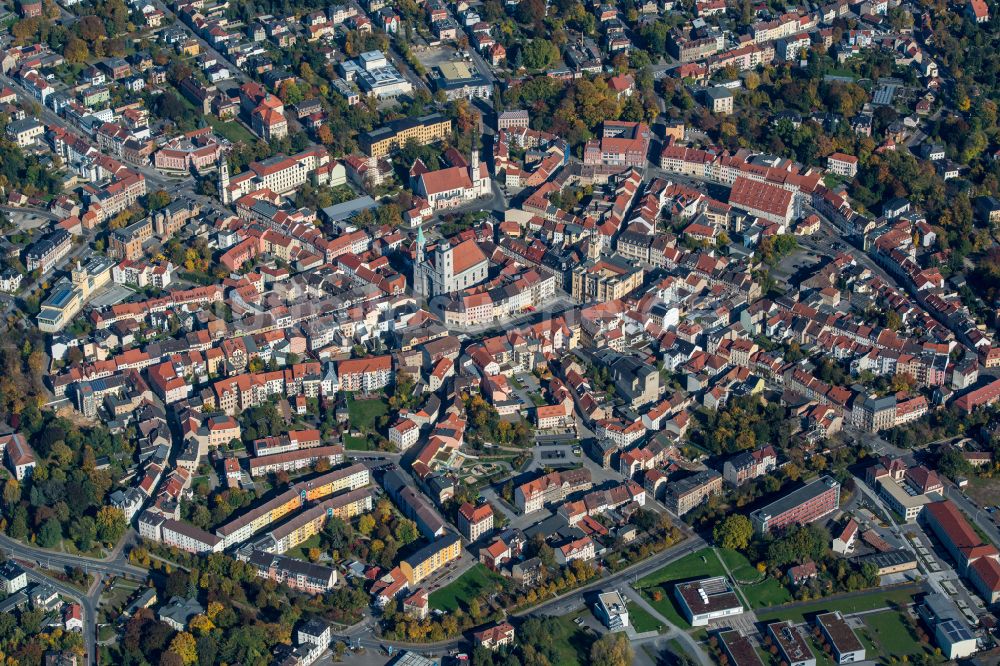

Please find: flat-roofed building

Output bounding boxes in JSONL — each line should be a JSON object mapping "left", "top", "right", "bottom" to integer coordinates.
{"left": 718, "top": 630, "right": 765, "bottom": 666}
{"left": 674, "top": 576, "right": 743, "bottom": 627}
{"left": 874, "top": 474, "right": 933, "bottom": 522}
{"left": 750, "top": 476, "right": 840, "bottom": 534}
{"left": 854, "top": 549, "right": 918, "bottom": 576}
{"left": 815, "top": 611, "right": 865, "bottom": 664}
{"left": 767, "top": 621, "right": 815, "bottom": 666}
{"left": 917, "top": 593, "right": 978, "bottom": 660}
{"left": 594, "top": 590, "right": 630, "bottom": 631}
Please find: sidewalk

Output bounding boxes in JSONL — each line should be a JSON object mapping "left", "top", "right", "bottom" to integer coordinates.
{"left": 619, "top": 586, "right": 712, "bottom": 666}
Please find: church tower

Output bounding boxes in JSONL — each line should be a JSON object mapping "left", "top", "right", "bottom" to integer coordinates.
{"left": 413, "top": 225, "right": 426, "bottom": 297}
{"left": 469, "top": 145, "right": 487, "bottom": 196}
{"left": 434, "top": 241, "right": 452, "bottom": 295}
{"left": 218, "top": 158, "right": 231, "bottom": 205}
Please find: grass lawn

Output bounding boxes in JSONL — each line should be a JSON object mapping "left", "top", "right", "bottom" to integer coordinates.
{"left": 637, "top": 548, "right": 725, "bottom": 587}
{"left": 635, "top": 547, "right": 727, "bottom": 628}
{"left": 754, "top": 587, "right": 919, "bottom": 624}
{"left": 965, "top": 475, "right": 1000, "bottom": 507}
{"left": 862, "top": 610, "right": 926, "bottom": 660}
{"left": 347, "top": 395, "right": 389, "bottom": 430}
{"left": 428, "top": 564, "right": 505, "bottom": 613}
{"left": 551, "top": 613, "right": 595, "bottom": 666}
{"left": 284, "top": 533, "right": 323, "bottom": 562}
{"left": 626, "top": 602, "right": 662, "bottom": 634}
{"left": 805, "top": 632, "right": 837, "bottom": 666}
{"left": 718, "top": 548, "right": 761, "bottom": 582}
{"left": 208, "top": 115, "right": 257, "bottom": 144}
{"left": 742, "top": 578, "right": 792, "bottom": 609}
{"left": 343, "top": 434, "right": 373, "bottom": 451}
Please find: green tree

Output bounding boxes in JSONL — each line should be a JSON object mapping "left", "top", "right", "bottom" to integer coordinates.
{"left": 38, "top": 517, "right": 62, "bottom": 548}
{"left": 70, "top": 516, "right": 97, "bottom": 551}
{"left": 8, "top": 505, "right": 29, "bottom": 540}
{"left": 521, "top": 39, "right": 559, "bottom": 70}
{"left": 590, "top": 632, "right": 632, "bottom": 666}
{"left": 713, "top": 514, "right": 754, "bottom": 552}
{"left": 96, "top": 505, "right": 126, "bottom": 545}
{"left": 937, "top": 447, "right": 973, "bottom": 480}
{"left": 358, "top": 514, "right": 376, "bottom": 536}
{"left": 147, "top": 190, "right": 171, "bottom": 211}
{"left": 169, "top": 632, "right": 199, "bottom": 666}
{"left": 394, "top": 519, "right": 419, "bottom": 545}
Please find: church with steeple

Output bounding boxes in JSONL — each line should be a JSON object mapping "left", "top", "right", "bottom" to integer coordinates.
{"left": 412, "top": 147, "right": 490, "bottom": 212}
{"left": 412, "top": 224, "right": 489, "bottom": 299}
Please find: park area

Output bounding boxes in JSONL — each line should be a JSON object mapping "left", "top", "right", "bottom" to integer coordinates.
{"left": 343, "top": 395, "right": 390, "bottom": 450}
{"left": 753, "top": 586, "right": 920, "bottom": 623}
{"left": 427, "top": 564, "right": 507, "bottom": 613}
{"left": 635, "top": 547, "right": 792, "bottom": 626}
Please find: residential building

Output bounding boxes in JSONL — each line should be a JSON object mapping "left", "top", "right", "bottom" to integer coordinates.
{"left": 472, "top": 622, "right": 515, "bottom": 650}
{"left": 497, "top": 110, "right": 529, "bottom": 130}
{"left": 389, "top": 418, "right": 420, "bottom": 450}
{"left": 244, "top": 550, "right": 337, "bottom": 594}
{"left": 583, "top": 121, "right": 651, "bottom": 169}
{"left": 664, "top": 470, "right": 722, "bottom": 516}
{"left": 398, "top": 532, "right": 462, "bottom": 585}
{"left": 157, "top": 597, "right": 204, "bottom": 631}
{"left": 248, "top": 445, "right": 344, "bottom": 477}
{"left": 1, "top": 433, "right": 36, "bottom": 480}
{"left": 515, "top": 468, "right": 592, "bottom": 514}
{"left": 25, "top": 229, "right": 71, "bottom": 274}
{"left": 6, "top": 118, "right": 44, "bottom": 147}
{"left": 457, "top": 502, "right": 494, "bottom": 542}
{"left": 297, "top": 618, "right": 332, "bottom": 647}
{"left": 723, "top": 446, "right": 777, "bottom": 486}
{"left": 832, "top": 519, "right": 858, "bottom": 554}
{"left": 703, "top": 87, "right": 733, "bottom": 114}
{"left": 0, "top": 561, "right": 27, "bottom": 594}
{"left": 571, "top": 255, "right": 644, "bottom": 302}
{"left": 827, "top": 153, "right": 859, "bottom": 178}
{"left": 337, "top": 355, "right": 393, "bottom": 392}
{"left": 556, "top": 535, "right": 596, "bottom": 563}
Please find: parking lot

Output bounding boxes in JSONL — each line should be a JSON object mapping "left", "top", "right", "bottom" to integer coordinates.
{"left": 413, "top": 43, "right": 468, "bottom": 74}
{"left": 6, "top": 210, "right": 51, "bottom": 231}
